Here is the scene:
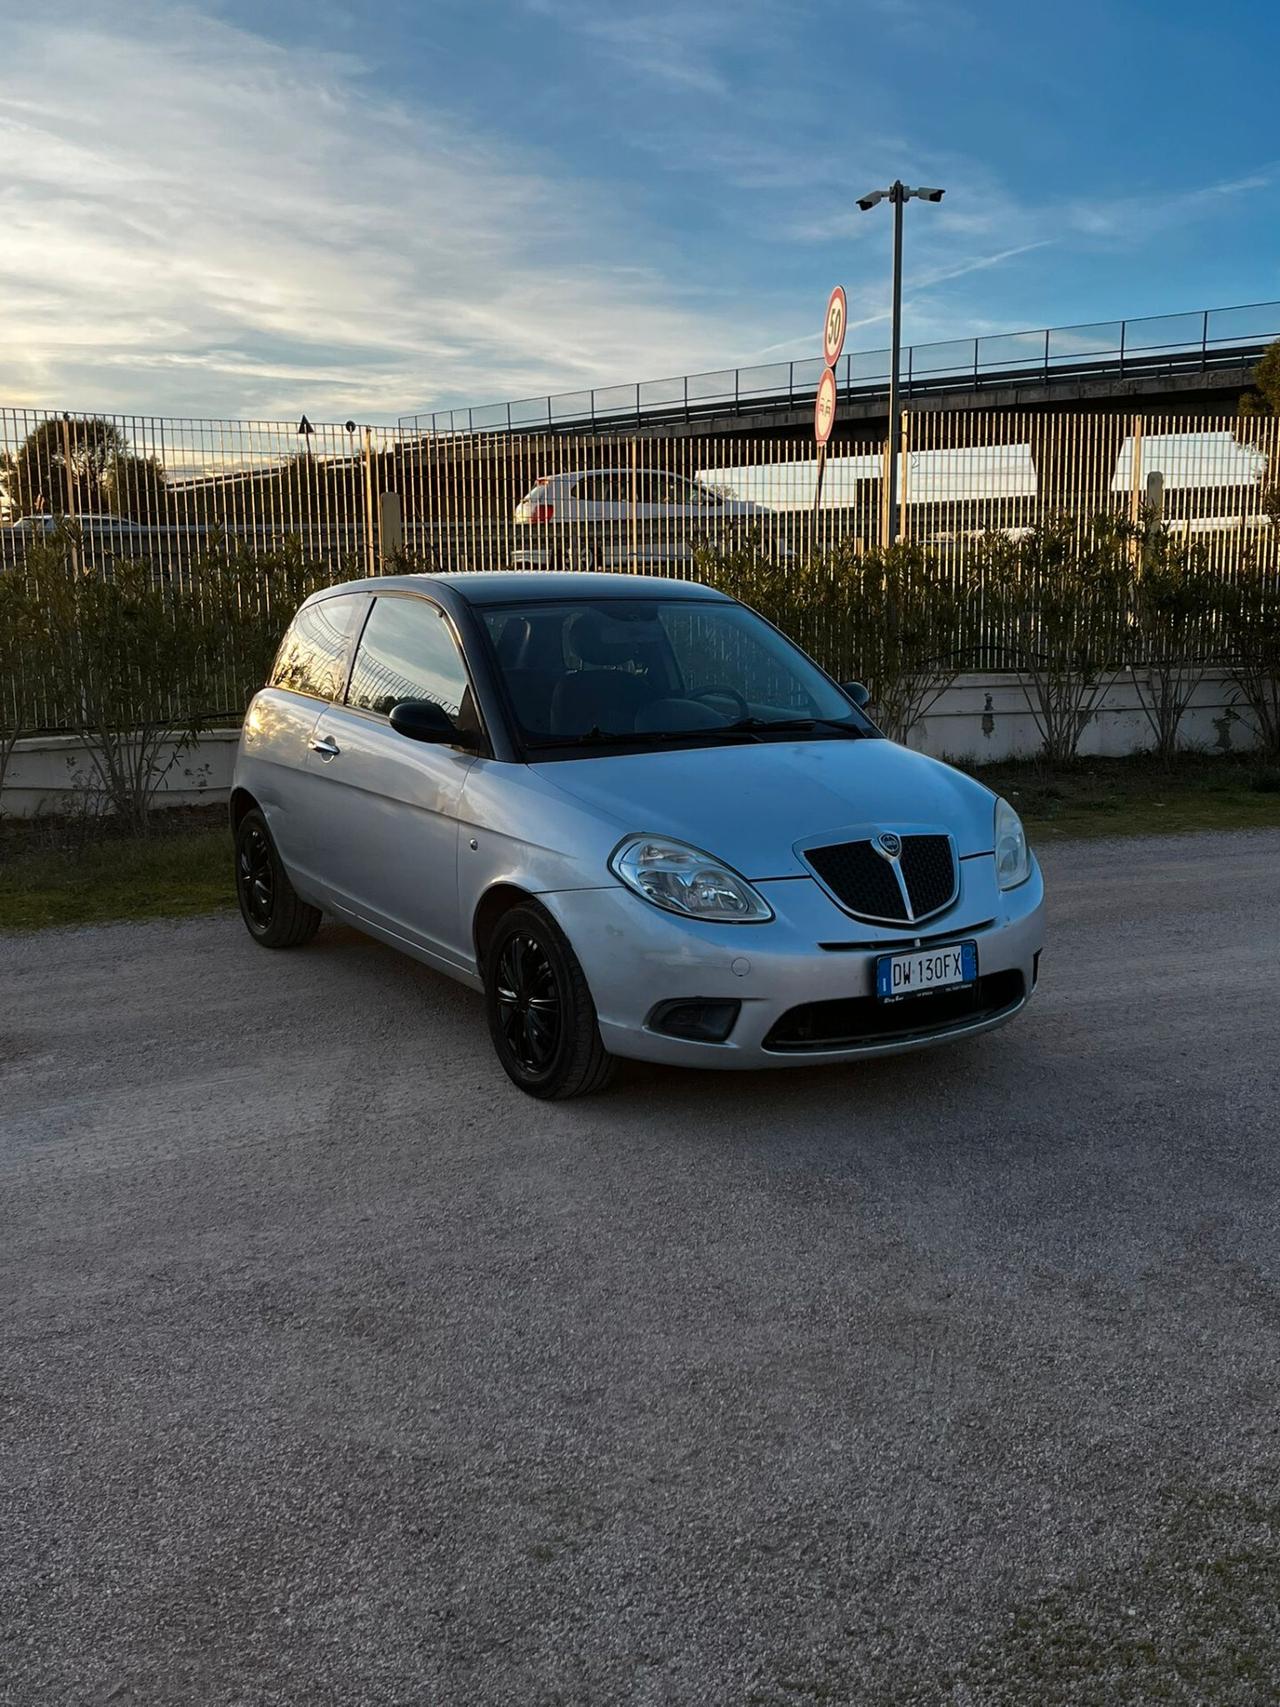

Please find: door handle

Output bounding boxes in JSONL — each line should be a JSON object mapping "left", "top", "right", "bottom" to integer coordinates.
{"left": 310, "top": 736, "right": 341, "bottom": 758}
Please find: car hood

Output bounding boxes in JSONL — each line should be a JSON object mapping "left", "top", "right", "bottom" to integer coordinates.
{"left": 531, "top": 738, "right": 997, "bottom": 878}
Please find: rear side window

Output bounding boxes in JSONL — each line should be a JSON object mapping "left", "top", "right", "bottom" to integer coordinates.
{"left": 346, "top": 596, "right": 475, "bottom": 724}
{"left": 271, "top": 594, "right": 361, "bottom": 700}
{"left": 579, "top": 472, "right": 628, "bottom": 503}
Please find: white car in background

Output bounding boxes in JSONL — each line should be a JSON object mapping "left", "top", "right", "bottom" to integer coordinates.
{"left": 512, "top": 467, "right": 771, "bottom": 569}
{"left": 9, "top": 511, "right": 148, "bottom": 539}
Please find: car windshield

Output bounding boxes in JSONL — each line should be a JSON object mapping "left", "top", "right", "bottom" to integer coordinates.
{"left": 480, "top": 595, "right": 877, "bottom": 754}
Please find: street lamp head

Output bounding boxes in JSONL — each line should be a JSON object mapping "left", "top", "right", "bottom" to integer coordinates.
{"left": 857, "top": 191, "right": 886, "bottom": 212}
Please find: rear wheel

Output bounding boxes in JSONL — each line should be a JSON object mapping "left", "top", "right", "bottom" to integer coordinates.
{"left": 484, "top": 902, "right": 615, "bottom": 1099}
{"left": 234, "top": 808, "right": 321, "bottom": 949}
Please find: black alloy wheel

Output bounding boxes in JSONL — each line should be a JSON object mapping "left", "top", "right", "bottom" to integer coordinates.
{"left": 233, "top": 807, "right": 322, "bottom": 949}
{"left": 238, "top": 823, "right": 275, "bottom": 931}
{"left": 484, "top": 902, "right": 614, "bottom": 1099}
{"left": 495, "top": 932, "right": 562, "bottom": 1074}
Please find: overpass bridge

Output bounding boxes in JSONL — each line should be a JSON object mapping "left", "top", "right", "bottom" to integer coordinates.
{"left": 400, "top": 299, "right": 1279, "bottom": 442}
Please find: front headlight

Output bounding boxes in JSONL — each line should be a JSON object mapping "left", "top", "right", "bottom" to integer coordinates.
{"left": 994, "top": 797, "right": 1031, "bottom": 890}
{"left": 609, "top": 835, "right": 774, "bottom": 922}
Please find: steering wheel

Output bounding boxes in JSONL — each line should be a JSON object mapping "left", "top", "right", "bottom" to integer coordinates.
{"left": 688, "top": 685, "right": 749, "bottom": 721}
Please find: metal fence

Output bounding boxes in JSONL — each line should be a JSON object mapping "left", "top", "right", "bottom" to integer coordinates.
{"left": 399, "top": 298, "right": 1280, "bottom": 435}
{"left": 2, "top": 404, "right": 1277, "bottom": 726}
{"left": 4, "top": 405, "right": 1276, "bottom": 570}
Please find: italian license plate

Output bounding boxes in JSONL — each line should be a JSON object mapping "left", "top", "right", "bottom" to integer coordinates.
{"left": 875, "top": 940, "right": 977, "bottom": 1002}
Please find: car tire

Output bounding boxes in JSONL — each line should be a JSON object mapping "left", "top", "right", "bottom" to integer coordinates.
{"left": 484, "top": 901, "right": 615, "bottom": 1100}
{"left": 234, "top": 807, "right": 322, "bottom": 949}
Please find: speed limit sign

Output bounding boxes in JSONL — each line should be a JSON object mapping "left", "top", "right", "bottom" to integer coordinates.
{"left": 814, "top": 365, "right": 838, "bottom": 446}
{"left": 823, "top": 285, "right": 847, "bottom": 368}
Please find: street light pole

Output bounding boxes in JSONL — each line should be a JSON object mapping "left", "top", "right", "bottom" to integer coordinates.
{"left": 887, "top": 182, "right": 905, "bottom": 541}
{"left": 857, "top": 180, "right": 945, "bottom": 544}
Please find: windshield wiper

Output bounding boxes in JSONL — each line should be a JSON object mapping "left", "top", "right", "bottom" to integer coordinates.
{"left": 719, "top": 716, "right": 866, "bottom": 738}
{"left": 524, "top": 717, "right": 865, "bottom": 751}
{"left": 525, "top": 725, "right": 744, "bottom": 750}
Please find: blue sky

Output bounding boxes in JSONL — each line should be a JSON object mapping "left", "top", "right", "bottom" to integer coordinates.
{"left": 1, "top": 0, "right": 1277, "bottom": 421}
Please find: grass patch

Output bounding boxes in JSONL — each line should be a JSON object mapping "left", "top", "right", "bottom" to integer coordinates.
{"left": 0, "top": 821, "right": 232, "bottom": 931}
{"left": 965, "top": 752, "right": 1280, "bottom": 840}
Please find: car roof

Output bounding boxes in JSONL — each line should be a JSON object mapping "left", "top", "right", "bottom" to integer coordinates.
{"left": 310, "top": 570, "right": 732, "bottom": 608}
{"left": 544, "top": 469, "right": 695, "bottom": 480}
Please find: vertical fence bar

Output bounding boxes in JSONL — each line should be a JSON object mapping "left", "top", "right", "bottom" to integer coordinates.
{"left": 901, "top": 407, "right": 914, "bottom": 535}
{"left": 362, "top": 428, "right": 376, "bottom": 577}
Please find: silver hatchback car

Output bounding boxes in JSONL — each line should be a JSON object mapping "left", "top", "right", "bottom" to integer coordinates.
{"left": 232, "top": 572, "right": 1044, "bottom": 1098}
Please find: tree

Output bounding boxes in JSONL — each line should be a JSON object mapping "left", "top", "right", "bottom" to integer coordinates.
{"left": 0, "top": 417, "right": 168, "bottom": 521}
{"left": 17, "top": 532, "right": 207, "bottom": 832}
{"left": 0, "top": 568, "right": 34, "bottom": 806}
{"left": 978, "top": 514, "right": 1130, "bottom": 765}
{"left": 1220, "top": 490, "right": 1280, "bottom": 758}
{"left": 1240, "top": 341, "right": 1280, "bottom": 419}
{"left": 831, "top": 538, "right": 969, "bottom": 744}
{"left": 1127, "top": 511, "right": 1221, "bottom": 765}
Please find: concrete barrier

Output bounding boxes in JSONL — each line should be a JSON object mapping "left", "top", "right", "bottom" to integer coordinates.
{"left": 3, "top": 728, "right": 240, "bottom": 819}
{"left": 911, "top": 666, "right": 1255, "bottom": 764}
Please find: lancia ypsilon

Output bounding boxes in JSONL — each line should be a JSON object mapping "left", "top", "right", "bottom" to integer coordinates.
{"left": 232, "top": 573, "right": 1043, "bottom": 1098}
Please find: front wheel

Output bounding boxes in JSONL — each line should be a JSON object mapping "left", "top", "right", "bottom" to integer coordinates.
{"left": 484, "top": 902, "right": 615, "bottom": 1099}
{"left": 234, "top": 808, "right": 322, "bottom": 949}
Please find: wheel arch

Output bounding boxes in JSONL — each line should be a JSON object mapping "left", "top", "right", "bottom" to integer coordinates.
{"left": 229, "top": 786, "right": 259, "bottom": 833}
{"left": 473, "top": 882, "right": 538, "bottom": 969}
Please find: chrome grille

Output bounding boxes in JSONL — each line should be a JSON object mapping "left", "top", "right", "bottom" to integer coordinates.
{"left": 805, "top": 833, "right": 957, "bottom": 923}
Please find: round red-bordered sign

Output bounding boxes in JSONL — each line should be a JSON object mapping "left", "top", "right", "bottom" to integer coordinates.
{"left": 823, "top": 285, "right": 847, "bottom": 367}
{"left": 814, "top": 365, "right": 838, "bottom": 445}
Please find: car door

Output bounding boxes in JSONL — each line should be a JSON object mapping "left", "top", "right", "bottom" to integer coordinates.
{"left": 304, "top": 592, "right": 481, "bottom": 970}
{"left": 631, "top": 470, "right": 702, "bottom": 567}
{"left": 573, "top": 471, "right": 630, "bottom": 568}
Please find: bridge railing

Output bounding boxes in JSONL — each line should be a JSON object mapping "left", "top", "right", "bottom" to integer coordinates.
{"left": 399, "top": 298, "right": 1280, "bottom": 435}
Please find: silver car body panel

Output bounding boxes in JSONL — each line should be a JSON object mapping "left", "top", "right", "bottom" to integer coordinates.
{"left": 234, "top": 571, "right": 1045, "bottom": 1070}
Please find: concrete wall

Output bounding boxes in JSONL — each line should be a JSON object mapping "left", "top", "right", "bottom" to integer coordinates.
{"left": 3, "top": 728, "right": 240, "bottom": 819}
{"left": 911, "top": 667, "right": 1255, "bottom": 764}
{"left": 0, "top": 670, "right": 1259, "bottom": 819}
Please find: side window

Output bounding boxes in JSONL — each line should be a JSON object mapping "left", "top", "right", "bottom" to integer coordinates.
{"left": 637, "top": 472, "right": 702, "bottom": 507}
{"left": 579, "top": 472, "right": 627, "bottom": 504}
{"left": 271, "top": 595, "right": 361, "bottom": 699}
{"left": 634, "top": 471, "right": 669, "bottom": 506}
{"left": 347, "top": 596, "right": 476, "bottom": 725}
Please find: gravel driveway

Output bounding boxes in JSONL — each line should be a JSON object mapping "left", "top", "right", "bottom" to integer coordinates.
{"left": 3, "top": 830, "right": 1279, "bottom": 1706}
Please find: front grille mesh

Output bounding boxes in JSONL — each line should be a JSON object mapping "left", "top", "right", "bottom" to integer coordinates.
{"left": 806, "top": 833, "right": 956, "bottom": 922}
{"left": 805, "top": 840, "right": 904, "bottom": 920}
{"left": 898, "top": 835, "right": 957, "bottom": 917}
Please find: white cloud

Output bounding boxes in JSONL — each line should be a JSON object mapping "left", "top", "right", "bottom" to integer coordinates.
{"left": 522, "top": 0, "right": 756, "bottom": 98}
{"left": 0, "top": 3, "right": 768, "bottom": 421}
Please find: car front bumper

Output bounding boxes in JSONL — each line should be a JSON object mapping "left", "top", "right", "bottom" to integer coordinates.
{"left": 540, "top": 853, "right": 1044, "bottom": 1070}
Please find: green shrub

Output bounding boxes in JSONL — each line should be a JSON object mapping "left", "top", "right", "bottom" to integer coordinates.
{"left": 2, "top": 532, "right": 350, "bottom": 829}
{"left": 1128, "top": 510, "right": 1223, "bottom": 766}
{"left": 977, "top": 514, "right": 1131, "bottom": 765}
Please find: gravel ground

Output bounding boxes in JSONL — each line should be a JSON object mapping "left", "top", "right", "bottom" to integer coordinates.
{"left": 3, "top": 830, "right": 1279, "bottom": 1707}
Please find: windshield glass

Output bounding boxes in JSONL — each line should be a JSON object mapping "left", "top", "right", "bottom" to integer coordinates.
{"left": 479, "top": 595, "right": 876, "bottom": 752}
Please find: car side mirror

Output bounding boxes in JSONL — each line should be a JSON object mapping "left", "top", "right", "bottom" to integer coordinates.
{"left": 389, "top": 699, "right": 460, "bottom": 744}
{"left": 842, "top": 680, "right": 871, "bottom": 710}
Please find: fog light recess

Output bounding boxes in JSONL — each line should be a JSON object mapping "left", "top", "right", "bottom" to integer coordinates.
{"left": 647, "top": 999, "right": 741, "bottom": 1043}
